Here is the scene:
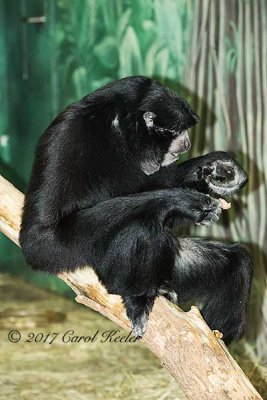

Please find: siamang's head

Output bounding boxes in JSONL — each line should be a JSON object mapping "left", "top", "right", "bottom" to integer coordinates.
{"left": 136, "top": 79, "right": 199, "bottom": 175}
{"left": 106, "top": 76, "right": 199, "bottom": 174}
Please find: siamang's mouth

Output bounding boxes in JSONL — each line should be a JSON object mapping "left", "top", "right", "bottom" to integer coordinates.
{"left": 205, "top": 174, "right": 247, "bottom": 210}
{"left": 207, "top": 180, "right": 235, "bottom": 209}
{"left": 161, "top": 133, "right": 191, "bottom": 167}
{"left": 208, "top": 179, "right": 241, "bottom": 196}
{"left": 170, "top": 142, "right": 190, "bottom": 158}
{"left": 168, "top": 145, "right": 190, "bottom": 160}
{"left": 208, "top": 172, "right": 247, "bottom": 193}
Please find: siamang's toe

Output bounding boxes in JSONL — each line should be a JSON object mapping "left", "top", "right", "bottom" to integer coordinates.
{"left": 132, "top": 313, "right": 148, "bottom": 338}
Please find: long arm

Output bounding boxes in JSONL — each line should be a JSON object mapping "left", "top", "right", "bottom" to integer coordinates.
{"left": 153, "top": 151, "right": 247, "bottom": 194}
{"left": 20, "top": 188, "right": 221, "bottom": 278}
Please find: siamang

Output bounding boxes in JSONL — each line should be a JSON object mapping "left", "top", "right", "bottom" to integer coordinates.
{"left": 20, "top": 76, "right": 253, "bottom": 344}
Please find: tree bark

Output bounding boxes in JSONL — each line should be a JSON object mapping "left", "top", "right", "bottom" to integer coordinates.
{"left": 0, "top": 174, "right": 263, "bottom": 400}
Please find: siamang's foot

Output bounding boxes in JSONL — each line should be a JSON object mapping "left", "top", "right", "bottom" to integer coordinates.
{"left": 195, "top": 195, "right": 222, "bottom": 226}
{"left": 131, "top": 313, "right": 148, "bottom": 338}
{"left": 202, "top": 306, "right": 246, "bottom": 345}
{"left": 122, "top": 295, "right": 155, "bottom": 338}
{"left": 158, "top": 284, "right": 179, "bottom": 304}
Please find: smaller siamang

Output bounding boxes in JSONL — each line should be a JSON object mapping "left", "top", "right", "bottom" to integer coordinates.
{"left": 20, "top": 76, "right": 253, "bottom": 343}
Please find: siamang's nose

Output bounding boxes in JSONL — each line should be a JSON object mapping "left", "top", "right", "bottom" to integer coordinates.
{"left": 184, "top": 139, "right": 191, "bottom": 151}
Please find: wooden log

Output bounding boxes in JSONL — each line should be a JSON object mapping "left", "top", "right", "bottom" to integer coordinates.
{"left": 0, "top": 174, "right": 263, "bottom": 400}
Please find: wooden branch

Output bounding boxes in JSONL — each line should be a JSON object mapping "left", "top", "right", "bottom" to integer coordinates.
{"left": 0, "top": 174, "right": 263, "bottom": 400}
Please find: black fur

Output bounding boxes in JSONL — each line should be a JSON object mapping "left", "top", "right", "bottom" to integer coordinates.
{"left": 20, "top": 76, "right": 253, "bottom": 343}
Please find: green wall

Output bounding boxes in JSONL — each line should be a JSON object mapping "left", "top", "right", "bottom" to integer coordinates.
{"left": 0, "top": 0, "right": 195, "bottom": 292}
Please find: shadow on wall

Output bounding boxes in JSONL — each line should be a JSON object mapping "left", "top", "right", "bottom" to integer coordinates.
{"left": 158, "top": 77, "right": 266, "bottom": 348}
{"left": 154, "top": 76, "right": 217, "bottom": 149}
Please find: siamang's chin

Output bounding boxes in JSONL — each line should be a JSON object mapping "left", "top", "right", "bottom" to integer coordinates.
{"left": 208, "top": 181, "right": 237, "bottom": 197}
{"left": 207, "top": 177, "right": 247, "bottom": 200}
{"left": 161, "top": 152, "right": 179, "bottom": 167}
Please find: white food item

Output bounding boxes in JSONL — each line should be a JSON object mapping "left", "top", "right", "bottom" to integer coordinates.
{"left": 219, "top": 198, "right": 232, "bottom": 210}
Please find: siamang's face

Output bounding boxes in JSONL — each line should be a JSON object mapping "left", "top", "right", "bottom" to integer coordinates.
{"left": 140, "top": 90, "right": 199, "bottom": 175}
{"left": 204, "top": 159, "right": 248, "bottom": 197}
{"left": 143, "top": 111, "right": 191, "bottom": 167}
{"left": 198, "top": 156, "right": 247, "bottom": 197}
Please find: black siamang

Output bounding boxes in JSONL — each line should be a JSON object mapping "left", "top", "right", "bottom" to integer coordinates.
{"left": 20, "top": 76, "right": 253, "bottom": 343}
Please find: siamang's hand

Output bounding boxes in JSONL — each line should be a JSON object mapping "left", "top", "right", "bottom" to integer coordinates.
{"left": 187, "top": 191, "right": 222, "bottom": 226}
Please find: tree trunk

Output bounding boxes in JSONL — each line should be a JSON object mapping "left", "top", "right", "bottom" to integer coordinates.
{"left": 0, "top": 175, "right": 263, "bottom": 400}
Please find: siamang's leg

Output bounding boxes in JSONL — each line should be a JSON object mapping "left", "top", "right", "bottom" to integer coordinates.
{"left": 122, "top": 294, "right": 155, "bottom": 337}
{"left": 161, "top": 238, "right": 253, "bottom": 344}
{"left": 77, "top": 189, "right": 221, "bottom": 337}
